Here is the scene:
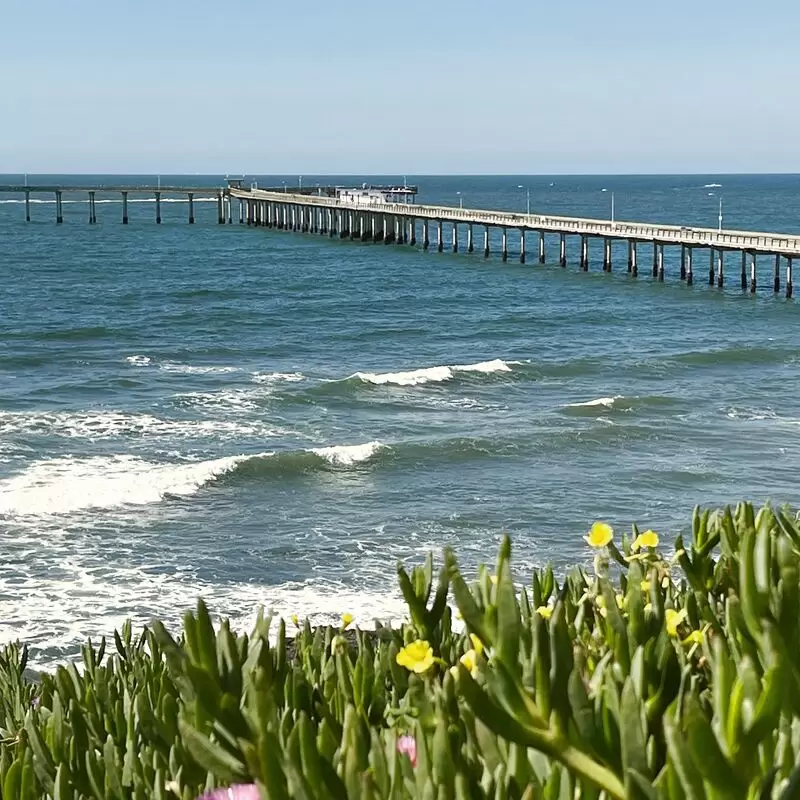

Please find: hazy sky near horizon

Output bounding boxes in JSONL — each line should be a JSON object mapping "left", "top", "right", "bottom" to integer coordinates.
{"left": 1, "top": 0, "right": 798, "bottom": 175}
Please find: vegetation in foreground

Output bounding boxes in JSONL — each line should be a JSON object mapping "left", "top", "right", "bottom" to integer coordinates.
{"left": 2, "top": 503, "right": 800, "bottom": 798}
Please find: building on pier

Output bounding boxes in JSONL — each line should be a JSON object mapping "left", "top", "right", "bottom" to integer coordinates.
{"left": 336, "top": 185, "right": 417, "bottom": 205}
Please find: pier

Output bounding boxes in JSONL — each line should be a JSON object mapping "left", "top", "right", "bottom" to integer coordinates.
{"left": 3, "top": 180, "right": 800, "bottom": 298}
{"left": 229, "top": 185, "right": 800, "bottom": 298}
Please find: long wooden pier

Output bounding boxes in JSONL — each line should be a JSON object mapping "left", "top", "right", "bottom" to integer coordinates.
{"left": 229, "top": 186, "right": 800, "bottom": 297}
{"left": 3, "top": 180, "right": 800, "bottom": 297}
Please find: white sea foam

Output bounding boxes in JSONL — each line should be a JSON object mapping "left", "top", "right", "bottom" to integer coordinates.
{"left": 251, "top": 371, "right": 305, "bottom": 384}
{"left": 0, "top": 453, "right": 262, "bottom": 518}
{"left": 703, "top": 183, "right": 723, "bottom": 188}
{"left": 126, "top": 354, "right": 151, "bottom": 366}
{"left": 353, "top": 358, "right": 517, "bottom": 386}
{"left": 0, "top": 409, "right": 280, "bottom": 440}
{"left": 566, "top": 396, "right": 624, "bottom": 409}
{"left": 311, "top": 441, "right": 384, "bottom": 465}
{"left": 160, "top": 361, "right": 240, "bottom": 375}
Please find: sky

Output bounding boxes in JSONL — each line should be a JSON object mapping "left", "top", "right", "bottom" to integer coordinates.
{"left": 1, "top": 0, "right": 798, "bottom": 175}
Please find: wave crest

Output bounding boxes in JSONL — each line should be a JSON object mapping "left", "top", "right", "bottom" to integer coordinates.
{"left": 352, "top": 358, "right": 518, "bottom": 387}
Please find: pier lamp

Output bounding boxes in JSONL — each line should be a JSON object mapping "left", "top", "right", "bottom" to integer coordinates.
{"left": 456, "top": 191, "right": 463, "bottom": 209}
{"left": 718, "top": 197, "right": 723, "bottom": 232}
{"left": 282, "top": 181, "right": 287, "bottom": 193}
{"left": 517, "top": 184, "right": 530, "bottom": 214}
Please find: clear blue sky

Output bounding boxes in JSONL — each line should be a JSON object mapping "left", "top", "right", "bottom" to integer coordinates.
{"left": 1, "top": 0, "right": 797, "bottom": 174}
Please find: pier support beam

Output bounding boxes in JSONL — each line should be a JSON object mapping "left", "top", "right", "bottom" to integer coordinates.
{"left": 750, "top": 253, "right": 757, "bottom": 293}
{"left": 603, "top": 238, "right": 611, "bottom": 272}
{"left": 580, "top": 235, "right": 588, "bottom": 270}
{"left": 717, "top": 250, "right": 724, "bottom": 288}
{"left": 467, "top": 223, "right": 474, "bottom": 253}
{"left": 239, "top": 199, "right": 244, "bottom": 224}
{"left": 708, "top": 249, "right": 715, "bottom": 286}
{"left": 775, "top": 254, "right": 781, "bottom": 293}
{"left": 422, "top": 219, "right": 429, "bottom": 249}
{"left": 657, "top": 244, "right": 664, "bottom": 281}
{"left": 437, "top": 220, "right": 443, "bottom": 252}
{"left": 122, "top": 192, "right": 128, "bottom": 224}
{"left": 680, "top": 245, "right": 687, "bottom": 280}
{"left": 787, "top": 258, "right": 793, "bottom": 299}
{"left": 359, "top": 214, "right": 364, "bottom": 240}
{"left": 560, "top": 234, "right": 567, "bottom": 267}
{"left": 188, "top": 193, "right": 195, "bottom": 224}
{"left": 631, "top": 242, "right": 638, "bottom": 277}
{"left": 155, "top": 192, "right": 162, "bottom": 224}
{"left": 740, "top": 252, "right": 747, "bottom": 290}
{"left": 55, "top": 190, "right": 63, "bottom": 224}
{"left": 686, "top": 247, "right": 693, "bottom": 286}
{"left": 88, "top": 191, "right": 96, "bottom": 224}
{"left": 501, "top": 228, "right": 508, "bottom": 262}
{"left": 652, "top": 242, "right": 658, "bottom": 278}
{"left": 227, "top": 196, "right": 232, "bottom": 224}
{"left": 538, "top": 231, "right": 545, "bottom": 264}
{"left": 520, "top": 230, "right": 526, "bottom": 264}
{"left": 452, "top": 223, "right": 458, "bottom": 253}
{"left": 409, "top": 217, "right": 416, "bottom": 246}
{"left": 25, "top": 190, "right": 30, "bottom": 222}
{"left": 483, "top": 226, "right": 490, "bottom": 258}
{"left": 217, "top": 192, "right": 224, "bottom": 224}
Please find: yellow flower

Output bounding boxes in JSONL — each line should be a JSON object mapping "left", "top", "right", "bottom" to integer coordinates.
{"left": 644, "top": 602, "right": 654, "bottom": 614}
{"left": 469, "top": 633, "right": 484, "bottom": 655}
{"left": 460, "top": 649, "right": 478, "bottom": 675}
{"left": 615, "top": 594, "right": 626, "bottom": 610}
{"left": 665, "top": 608, "right": 687, "bottom": 637}
{"left": 396, "top": 640, "right": 435, "bottom": 673}
{"left": 584, "top": 522, "right": 613, "bottom": 548}
{"left": 489, "top": 575, "right": 498, "bottom": 585}
{"left": 632, "top": 530, "right": 660, "bottom": 550}
{"left": 341, "top": 613, "right": 354, "bottom": 629}
{"left": 290, "top": 614, "right": 300, "bottom": 628}
{"left": 640, "top": 580, "right": 651, "bottom": 592}
{"left": 596, "top": 595, "right": 608, "bottom": 619}
{"left": 535, "top": 605, "right": 553, "bottom": 619}
{"left": 682, "top": 629, "right": 704, "bottom": 646}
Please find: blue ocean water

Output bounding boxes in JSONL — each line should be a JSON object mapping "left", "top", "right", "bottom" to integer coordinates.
{"left": 2, "top": 173, "right": 800, "bottom": 667}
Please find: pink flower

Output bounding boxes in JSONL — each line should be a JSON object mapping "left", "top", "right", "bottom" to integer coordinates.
{"left": 397, "top": 734, "right": 417, "bottom": 767}
{"left": 197, "top": 785, "right": 261, "bottom": 800}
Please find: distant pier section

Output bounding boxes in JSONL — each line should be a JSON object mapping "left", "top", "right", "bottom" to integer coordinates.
{"left": 3, "top": 178, "right": 800, "bottom": 297}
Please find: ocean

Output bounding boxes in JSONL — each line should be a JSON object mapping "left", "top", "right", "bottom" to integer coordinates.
{"left": 2, "top": 173, "right": 800, "bottom": 668}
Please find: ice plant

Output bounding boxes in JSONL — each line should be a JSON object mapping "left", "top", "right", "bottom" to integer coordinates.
{"left": 682, "top": 629, "right": 704, "bottom": 646}
{"left": 632, "top": 530, "right": 659, "bottom": 550}
{"left": 585, "top": 522, "right": 613, "bottom": 548}
{"left": 469, "top": 633, "right": 484, "bottom": 654}
{"left": 396, "top": 640, "right": 434, "bottom": 673}
{"left": 197, "top": 784, "right": 261, "bottom": 800}
{"left": 665, "top": 608, "right": 687, "bottom": 637}
{"left": 397, "top": 735, "right": 417, "bottom": 767}
{"left": 341, "top": 612, "right": 353, "bottom": 629}
{"left": 640, "top": 579, "right": 651, "bottom": 592}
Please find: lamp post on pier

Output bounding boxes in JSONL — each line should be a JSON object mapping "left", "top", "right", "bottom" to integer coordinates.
{"left": 456, "top": 191, "right": 463, "bottom": 209}
{"left": 718, "top": 197, "right": 723, "bottom": 232}
{"left": 517, "top": 184, "right": 530, "bottom": 214}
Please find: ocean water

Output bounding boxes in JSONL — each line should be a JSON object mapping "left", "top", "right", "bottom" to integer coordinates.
{"left": 2, "top": 173, "right": 800, "bottom": 668}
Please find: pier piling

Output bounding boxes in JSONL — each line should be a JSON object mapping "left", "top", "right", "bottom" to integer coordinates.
{"left": 483, "top": 226, "right": 490, "bottom": 258}
{"left": 155, "top": 192, "right": 162, "bottom": 224}
{"left": 680, "top": 245, "right": 687, "bottom": 280}
{"left": 520, "top": 230, "right": 526, "bottom": 264}
{"left": 657, "top": 244, "right": 665, "bottom": 281}
{"left": 750, "top": 253, "right": 757, "bottom": 293}
{"left": 787, "top": 258, "right": 793, "bottom": 299}
{"left": 437, "top": 220, "right": 443, "bottom": 252}
{"left": 652, "top": 242, "right": 658, "bottom": 278}
{"left": 453, "top": 222, "right": 458, "bottom": 253}
{"left": 580, "top": 235, "right": 588, "bottom": 270}
{"left": 775, "top": 255, "right": 781, "bottom": 293}
{"left": 88, "top": 191, "right": 96, "bottom": 224}
{"left": 708, "top": 249, "right": 715, "bottom": 286}
{"left": 501, "top": 228, "right": 508, "bottom": 262}
{"left": 740, "top": 252, "right": 747, "bottom": 290}
{"left": 467, "top": 223, "right": 473, "bottom": 253}
{"left": 686, "top": 247, "right": 693, "bottom": 286}
{"left": 422, "top": 219, "right": 428, "bottom": 249}
{"left": 410, "top": 218, "right": 416, "bottom": 246}
{"left": 603, "top": 238, "right": 612, "bottom": 272}
{"left": 717, "top": 250, "right": 724, "bottom": 288}
{"left": 122, "top": 192, "right": 128, "bottom": 224}
{"left": 560, "top": 233, "right": 567, "bottom": 267}
{"left": 538, "top": 231, "right": 545, "bottom": 264}
{"left": 188, "top": 193, "right": 195, "bottom": 225}
{"left": 55, "top": 191, "right": 63, "bottom": 224}
{"left": 24, "top": 190, "right": 30, "bottom": 222}
{"left": 631, "top": 241, "right": 638, "bottom": 277}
